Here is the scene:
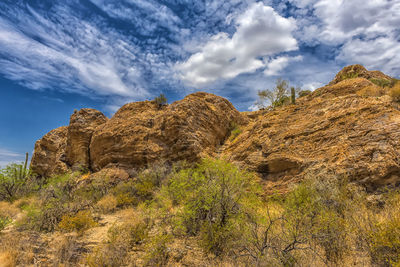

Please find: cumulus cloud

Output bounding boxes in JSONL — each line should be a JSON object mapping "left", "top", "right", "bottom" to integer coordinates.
{"left": 176, "top": 2, "right": 298, "bottom": 87}
{"left": 264, "top": 55, "right": 302, "bottom": 76}
{"left": 291, "top": 0, "right": 400, "bottom": 76}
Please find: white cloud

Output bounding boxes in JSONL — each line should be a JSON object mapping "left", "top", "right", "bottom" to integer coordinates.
{"left": 0, "top": 148, "right": 24, "bottom": 168}
{"left": 337, "top": 36, "right": 400, "bottom": 76}
{"left": 176, "top": 2, "right": 298, "bottom": 87}
{"left": 0, "top": 3, "right": 155, "bottom": 100}
{"left": 291, "top": 0, "right": 400, "bottom": 76}
{"left": 264, "top": 55, "right": 302, "bottom": 76}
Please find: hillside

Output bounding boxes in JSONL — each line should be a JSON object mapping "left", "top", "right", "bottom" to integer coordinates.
{"left": 31, "top": 64, "right": 400, "bottom": 192}
{"left": 1, "top": 65, "right": 400, "bottom": 266}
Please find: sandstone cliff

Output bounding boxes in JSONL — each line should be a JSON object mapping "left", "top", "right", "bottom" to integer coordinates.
{"left": 30, "top": 65, "right": 400, "bottom": 190}
{"left": 31, "top": 92, "right": 244, "bottom": 176}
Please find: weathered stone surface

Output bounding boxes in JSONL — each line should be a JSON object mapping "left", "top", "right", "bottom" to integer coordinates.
{"left": 221, "top": 71, "right": 400, "bottom": 191}
{"left": 66, "top": 108, "right": 107, "bottom": 171}
{"left": 90, "top": 92, "right": 244, "bottom": 171}
{"left": 30, "top": 126, "right": 69, "bottom": 177}
{"left": 329, "top": 64, "right": 393, "bottom": 86}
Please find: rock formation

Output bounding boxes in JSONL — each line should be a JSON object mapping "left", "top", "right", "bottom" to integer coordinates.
{"left": 66, "top": 108, "right": 107, "bottom": 171}
{"left": 222, "top": 68, "right": 400, "bottom": 191}
{"left": 31, "top": 92, "right": 244, "bottom": 175}
{"left": 90, "top": 92, "right": 244, "bottom": 171}
{"left": 30, "top": 65, "right": 400, "bottom": 191}
{"left": 30, "top": 126, "right": 69, "bottom": 177}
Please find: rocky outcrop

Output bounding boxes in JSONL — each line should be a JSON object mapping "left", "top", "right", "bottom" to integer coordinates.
{"left": 221, "top": 71, "right": 400, "bottom": 191}
{"left": 30, "top": 127, "right": 69, "bottom": 177}
{"left": 30, "top": 65, "right": 400, "bottom": 191}
{"left": 66, "top": 109, "right": 107, "bottom": 171}
{"left": 329, "top": 64, "right": 393, "bottom": 86}
{"left": 90, "top": 92, "right": 244, "bottom": 171}
{"left": 31, "top": 92, "right": 244, "bottom": 175}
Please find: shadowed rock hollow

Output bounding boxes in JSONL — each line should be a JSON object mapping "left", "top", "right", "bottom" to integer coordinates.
{"left": 31, "top": 65, "right": 400, "bottom": 191}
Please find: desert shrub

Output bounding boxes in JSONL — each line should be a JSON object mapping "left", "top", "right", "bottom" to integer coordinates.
{"left": 0, "top": 155, "right": 31, "bottom": 201}
{"left": 390, "top": 82, "right": 400, "bottom": 102}
{"left": 134, "top": 163, "right": 171, "bottom": 202}
{"left": 0, "top": 216, "right": 11, "bottom": 231}
{"left": 96, "top": 194, "right": 118, "bottom": 213}
{"left": 53, "top": 234, "right": 83, "bottom": 265}
{"left": 163, "top": 158, "right": 261, "bottom": 256}
{"left": 86, "top": 243, "right": 127, "bottom": 267}
{"left": 298, "top": 89, "right": 312, "bottom": 98}
{"left": 143, "top": 232, "right": 172, "bottom": 267}
{"left": 58, "top": 210, "right": 97, "bottom": 234}
{"left": 229, "top": 122, "right": 242, "bottom": 141}
{"left": 154, "top": 93, "right": 167, "bottom": 108}
{"left": 367, "top": 216, "right": 400, "bottom": 266}
{"left": 369, "top": 78, "right": 396, "bottom": 88}
{"left": 86, "top": 215, "right": 150, "bottom": 267}
{"left": 18, "top": 198, "right": 68, "bottom": 232}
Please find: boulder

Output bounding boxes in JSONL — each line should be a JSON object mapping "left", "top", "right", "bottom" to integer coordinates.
{"left": 30, "top": 126, "right": 69, "bottom": 177}
{"left": 89, "top": 92, "right": 244, "bottom": 171}
{"left": 66, "top": 108, "right": 107, "bottom": 171}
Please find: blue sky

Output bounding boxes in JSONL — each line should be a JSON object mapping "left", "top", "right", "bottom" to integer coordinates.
{"left": 1, "top": 0, "right": 400, "bottom": 166}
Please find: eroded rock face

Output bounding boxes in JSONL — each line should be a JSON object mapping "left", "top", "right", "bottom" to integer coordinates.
{"left": 221, "top": 72, "right": 400, "bottom": 191}
{"left": 90, "top": 92, "right": 244, "bottom": 171}
{"left": 66, "top": 108, "right": 107, "bottom": 171}
{"left": 30, "top": 127, "right": 69, "bottom": 177}
{"left": 329, "top": 64, "right": 393, "bottom": 86}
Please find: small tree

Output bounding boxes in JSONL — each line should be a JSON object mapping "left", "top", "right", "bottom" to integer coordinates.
{"left": 154, "top": 94, "right": 167, "bottom": 109}
{"left": 257, "top": 79, "right": 290, "bottom": 109}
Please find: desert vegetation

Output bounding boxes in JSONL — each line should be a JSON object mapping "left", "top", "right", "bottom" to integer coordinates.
{"left": 1, "top": 158, "right": 400, "bottom": 266}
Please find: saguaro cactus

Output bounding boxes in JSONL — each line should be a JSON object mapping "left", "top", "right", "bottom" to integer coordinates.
{"left": 291, "top": 87, "right": 296, "bottom": 104}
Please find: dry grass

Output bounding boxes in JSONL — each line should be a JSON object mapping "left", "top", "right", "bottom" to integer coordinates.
{"left": 390, "top": 82, "right": 400, "bottom": 102}
{"left": 357, "top": 84, "right": 386, "bottom": 97}
{"left": 96, "top": 194, "right": 118, "bottom": 213}
{"left": 0, "top": 201, "right": 19, "bottom": 218}
{"left": 0, "top": 251, "right": 17, "bottom": 267}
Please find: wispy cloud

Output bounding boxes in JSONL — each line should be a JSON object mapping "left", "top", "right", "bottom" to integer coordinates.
{"left": 0, "top": 148, "right": 24, "bottom": 168}
{"left": 0, "top": 1, "right": 179, "bottom": 103}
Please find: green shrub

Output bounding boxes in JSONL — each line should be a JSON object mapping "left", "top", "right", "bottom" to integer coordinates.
{"left": 369, "top": 78, "right": 396, "bottom": 88}
{"left": 19, "top": 198, "right": 68, "bottom": 232}
{"left": 163, "top": 158, "right": 261, "bottom": 256}
{"left": 298, "top": 90, "right": 312, "bottom": 98}
{"left": 229, "top": 122, "right": 242, "bottom": 141}
{"left": 154, "top": 93, "right": 167, "bottom": 108}
{"left": 0, "top": 216, "right": 11, "bottom": 231}
{"left": 0, "top": 153, "right": 31, "bottom": 201}
{"left": 143, "top": 233, "right": 172, "bottom": 267}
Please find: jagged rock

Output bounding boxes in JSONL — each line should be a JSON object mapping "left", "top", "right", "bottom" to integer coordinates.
{"left": 66, "top": 108, "right": 107, "bottom": 171}
{"left": 30, "top": 126, "right": 69, "bottom": 177}
{"left": 221, "top": 66, "right": 400, "bottom": 191}
{"left": 90, "top": 92, "right": 244, "bottom": 171}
